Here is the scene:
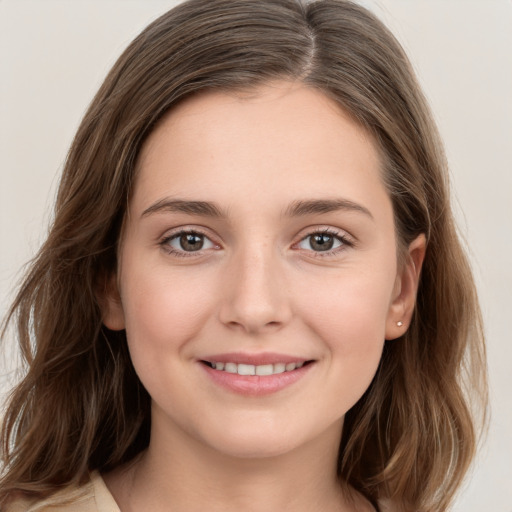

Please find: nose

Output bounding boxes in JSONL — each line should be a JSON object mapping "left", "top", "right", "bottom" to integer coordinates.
{"left": 218, "top": 244, "right": 292, "bottom": 335}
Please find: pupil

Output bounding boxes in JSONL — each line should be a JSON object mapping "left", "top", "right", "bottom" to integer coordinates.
{"left": 311, "top": 234, "right": 334, "bottom": 251}
{"left": 180, "top": 233, "right": 203, "bottom": 251}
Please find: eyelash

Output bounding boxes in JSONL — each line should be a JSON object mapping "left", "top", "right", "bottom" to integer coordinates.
{"left": 295, "top": 228, "right": 354, "bottom": 258}
{"left": 159, "top": 227, "right": 354, "bottom": 258}
{"left": 159, "top": 228, "right": 218, "bottom": 258}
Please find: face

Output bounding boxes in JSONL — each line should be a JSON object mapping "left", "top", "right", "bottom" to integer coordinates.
{"left": 104, "top": 81, "right": 423, "bottom": 460}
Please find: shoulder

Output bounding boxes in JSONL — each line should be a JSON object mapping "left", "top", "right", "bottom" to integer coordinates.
{"left": 3, "top": 484, "right": 94, "bottom": 512}
{"left": 3, "top": 472, "right": 119, "bottom": 512}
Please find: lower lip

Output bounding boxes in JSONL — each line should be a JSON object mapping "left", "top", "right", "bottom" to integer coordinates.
{"left": 200, "top": 362, "right": 314, "bottom": 396}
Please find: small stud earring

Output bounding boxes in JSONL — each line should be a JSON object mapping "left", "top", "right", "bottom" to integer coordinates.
{"left": 397, "top": 321, "right": 403, "bottom": 327}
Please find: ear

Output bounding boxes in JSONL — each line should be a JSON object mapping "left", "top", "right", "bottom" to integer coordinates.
{"left": 385, "top": 234, "right": 426, "bottom": 340}
{"left": 97, "top": 272, "right": 126, "bottom": 331}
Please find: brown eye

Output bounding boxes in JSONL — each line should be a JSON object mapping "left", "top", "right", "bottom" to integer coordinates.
{"left": 297, "top": 232, "right": 345, "bottom": 253}
{"left": 179, "top": 233, "right": 204, "bottom": 251}
{"left": 309, "top": 234, "right": 335, "bottom": 251}
{"left": 165, "top": 231, "right": 216, "bottom": 253}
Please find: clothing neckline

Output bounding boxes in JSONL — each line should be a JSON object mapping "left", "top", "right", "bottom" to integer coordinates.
{"left": 91, "top": 471, "right": 121, "bottom": 512}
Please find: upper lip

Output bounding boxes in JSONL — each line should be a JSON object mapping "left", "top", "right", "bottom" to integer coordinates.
{"left": 199, "top": 352, "right": 312, "bottom": 366}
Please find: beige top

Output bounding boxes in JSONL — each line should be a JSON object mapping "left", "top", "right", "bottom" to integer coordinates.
{"left": 4, "top": 472, "right": 120, "bottom": 512}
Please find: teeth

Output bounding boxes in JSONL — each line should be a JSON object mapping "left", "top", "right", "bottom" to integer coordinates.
{"left": 256, "top": 364, "right": 273, "bottom": 376}
{"left": 273, "top": 363, "right": 286, "bottom": 374}
{"left": 224, "top": 362, "right": 237, "bottom": 373}
{"left": 208, "top": 361, "right": 306, "bottom": 375}
{"left": 237, "top": 363, "right": 255, "bottom": 376}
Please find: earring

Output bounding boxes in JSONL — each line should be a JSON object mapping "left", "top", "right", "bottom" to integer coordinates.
{"left": 397, "top": 321, "right": 403, "bottom": 327}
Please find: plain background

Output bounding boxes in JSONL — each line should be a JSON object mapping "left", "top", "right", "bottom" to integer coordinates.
{"left": 1, "top": 1, "right": 511, "bottom": 510}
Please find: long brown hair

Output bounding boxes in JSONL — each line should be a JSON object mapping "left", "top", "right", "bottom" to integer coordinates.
{"left": 1, "top": 1, "right": 487, "bottom": 510}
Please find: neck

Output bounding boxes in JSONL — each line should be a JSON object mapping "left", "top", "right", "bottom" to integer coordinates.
{"left": 105, "top": 414, "right": 370, "bottom": 512}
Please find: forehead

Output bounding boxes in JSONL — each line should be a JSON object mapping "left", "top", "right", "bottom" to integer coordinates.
{"left": 132, "top": 81, "right": 387, "bottom": 215}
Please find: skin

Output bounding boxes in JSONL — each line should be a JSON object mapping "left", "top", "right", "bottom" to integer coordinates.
{"left": 102, "top": 81, "right": 425, "bottom": 512}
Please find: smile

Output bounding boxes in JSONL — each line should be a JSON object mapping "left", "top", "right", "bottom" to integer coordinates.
{"left": 203, "top": 361, "right": 306, "bottom": 376}
{"left": 199, "top": 355, "right": 315, "bottom": 396}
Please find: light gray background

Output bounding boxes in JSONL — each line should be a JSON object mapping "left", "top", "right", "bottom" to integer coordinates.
{"left": 1, "top": 1, "right": 511, "bottom": 510}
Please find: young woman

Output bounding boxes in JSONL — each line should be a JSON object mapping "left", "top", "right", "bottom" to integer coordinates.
{"left": 0, "top": 1, "right": 487, "bottom": 511}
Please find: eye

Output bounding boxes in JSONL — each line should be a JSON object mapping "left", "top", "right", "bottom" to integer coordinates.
{"left": 163, "top": 230, "right": 216, "bottom": 254}
{"left": 296, "top": 230, "right": 349, "bottom": 253}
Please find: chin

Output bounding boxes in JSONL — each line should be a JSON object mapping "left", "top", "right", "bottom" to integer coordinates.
{"left": 208, "top": 433, "right": 302, "bottom": 460}
{"left": 194, "top": 414, "right": 340, "bottom": 461}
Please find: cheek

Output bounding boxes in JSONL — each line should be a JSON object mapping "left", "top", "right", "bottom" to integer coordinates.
{"left": 295, "top": 266, "right": 395, "bottom": 403}
{"left": 118, "top": 258, "right": 217, "bottom": 367}
{"left": 299, "top": 266, "right": 394, "bottom": 342}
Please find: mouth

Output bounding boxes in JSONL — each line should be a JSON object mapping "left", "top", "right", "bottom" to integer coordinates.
{"left": 198, "top": 354, "right": 315, "bottom": 396}
{"left": 200, "top": 360, "right": 313, "bottom": 376}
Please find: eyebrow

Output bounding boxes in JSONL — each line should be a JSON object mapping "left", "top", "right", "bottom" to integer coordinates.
{"left": 141, "top": 197, "right": 373, "bottom": 220}
{"left": 284, "top": 198, "right": 374, "bottom": 219}
{"left": 141, "top": 199, "right": 227, "bottom": 218}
